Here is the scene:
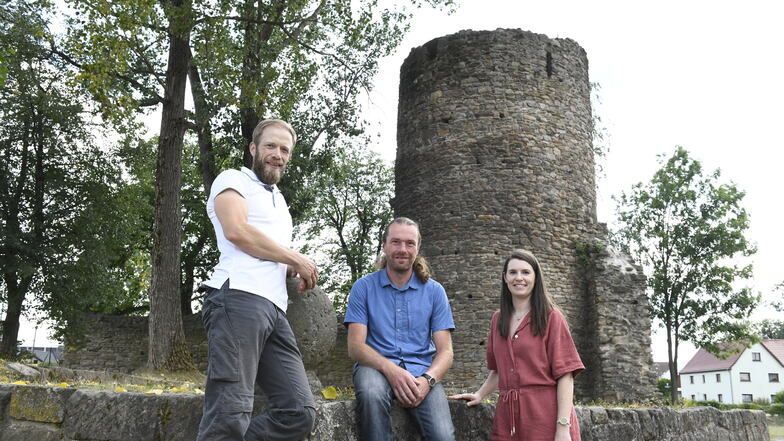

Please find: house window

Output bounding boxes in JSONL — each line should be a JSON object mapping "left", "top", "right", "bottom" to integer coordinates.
{"left": 740, "top": 372, "right": 751, "bottom": 382}
{"left": 702, "top": 374, "right": 705, "bottom": 383}
{"left": 716, "top": 373, "right": 721, "bottom": 382}
{"left": 703, "top": 394, "right": 707, "bottom": 400}
{"left": 752, "top": 352, "right": 761, "bottom": 361}
{"left": 691, "top": 395, "right": 695, "bottom": 400}
{"left": 718, "top": 394, "right": 723, "bottom": 403}
{"left": 770, "top": 373, "right": 780, "bottom": 383}
{"left": 773, "top": 395, "right": 778, "bottom": 402}
{"left": 742, "top": 394, "right": 753, "bottom": 403}
{"left": 690, "top": 375, "right": 694, "bottom": 384}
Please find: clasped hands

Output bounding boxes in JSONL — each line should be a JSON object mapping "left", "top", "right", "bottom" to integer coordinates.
{"left": 385, "top": 364, "right": 431, "bottom": 408}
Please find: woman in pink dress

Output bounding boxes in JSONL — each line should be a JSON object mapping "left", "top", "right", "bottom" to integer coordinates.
{"left": 450, "top": 249, "right": 584, "bottom": 441}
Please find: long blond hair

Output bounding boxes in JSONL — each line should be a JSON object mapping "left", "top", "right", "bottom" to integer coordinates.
{"left": 376, "top": 217, "right": 431, "bottom": 282}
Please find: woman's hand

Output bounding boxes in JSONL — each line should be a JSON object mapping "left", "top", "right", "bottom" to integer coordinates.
{"left": 448, "top": 392, "right": 482, "bottom": 406}
{"left": 554, "top": 429, "right": 571, "bottom": 441}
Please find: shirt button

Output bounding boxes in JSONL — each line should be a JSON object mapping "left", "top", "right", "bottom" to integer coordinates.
{"left": 396, "top": 309, "right": 400, "bottom": 312}
{"left": 510, "top": 368, "right": 514, "bottom": 372}
{"left": 514, "top": 334, "right": 518, "bottom": 339}
{"left": 397, "top": 328, "right": 400, "bottom": 331}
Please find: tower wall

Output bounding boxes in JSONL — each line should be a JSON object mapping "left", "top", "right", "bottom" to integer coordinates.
{"left": 394, "top": 29, "right": 656, "bottom": 400}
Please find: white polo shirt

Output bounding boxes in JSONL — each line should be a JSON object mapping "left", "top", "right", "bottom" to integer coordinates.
{"left": 203, "top": 167, "right": 293, "bottom": 312}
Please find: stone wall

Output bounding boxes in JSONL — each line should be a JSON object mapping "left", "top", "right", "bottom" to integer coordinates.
{"left": 394, "top": 28, "right": 656, "bottom": 400}
{"left": 61, "top": 313, "right": 209, "bottom": 374}
{"left": 0, "top": 384, "right": 769, "bottom": 441}
{"left": 62, "top": 283, "right": 340, "bottom": 388}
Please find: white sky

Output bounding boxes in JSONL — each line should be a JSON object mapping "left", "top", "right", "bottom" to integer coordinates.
{"left": 18, "top": 0, "right": 783, "bottom": 369}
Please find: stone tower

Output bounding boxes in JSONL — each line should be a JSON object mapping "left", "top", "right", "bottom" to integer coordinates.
{"left": 394, "top": 29, "right": 657, "bottom": 401}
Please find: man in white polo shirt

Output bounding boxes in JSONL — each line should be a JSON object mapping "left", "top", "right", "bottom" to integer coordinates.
{"left": 196, "top": 119, "right": 318, "bottom": 441}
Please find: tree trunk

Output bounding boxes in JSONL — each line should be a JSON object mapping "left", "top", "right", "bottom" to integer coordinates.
{"left": 147, "top": 3, "right": 194, "bottom": 371}
{"left": 187, "top": 60, "right": 217, "bottom": 195}
{"left": 0, "top": 283, "right": 26, "bottom": 357}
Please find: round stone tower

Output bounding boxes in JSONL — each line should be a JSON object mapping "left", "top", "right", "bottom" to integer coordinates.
{"left": 395, "top": 29, "right": 656, "bottom": 400}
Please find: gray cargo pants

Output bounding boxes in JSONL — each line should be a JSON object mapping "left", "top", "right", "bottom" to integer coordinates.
{"left": 196, "top": 282, "right": 316, "bottom": 441}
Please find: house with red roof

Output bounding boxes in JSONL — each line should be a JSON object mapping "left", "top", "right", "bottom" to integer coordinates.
{"left": 680, "top": 339, "right": 784, "bottom": 404}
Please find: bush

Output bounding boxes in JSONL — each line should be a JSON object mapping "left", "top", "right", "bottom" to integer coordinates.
{"left": 695, "top": 400, "right": 725, "bottom": 410}
{"left": 773, "top": 390, "right": 784, "bottom": 404}
{"left": 657, "top": 378, "right": 672, "bottom": 400}
{"left": 770, "top": 403, "right": 784, "bottom": 416}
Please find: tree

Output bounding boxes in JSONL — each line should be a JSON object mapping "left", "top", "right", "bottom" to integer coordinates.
{"left": 755, "top": 320, "right": 784, "bottom": 340}
{"left": 57, "top": 0, "right": 453, "bottom": 370}
{"left": 613, "top": 147, "right": 758, "bottom": 403}
{"left": 0, "top": 0, "right": 141, "bottom": 356}
{"left": 301, "top": 144, "right": 393, "bottom": 312}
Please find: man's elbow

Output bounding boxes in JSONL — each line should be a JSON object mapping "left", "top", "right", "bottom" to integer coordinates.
{"left": 222, "top": 226, "right": 246, "bottom": 246}
{"left": 347, "top": 343, "right": 360, "bottom": 362}
{"left": 439, "top": 348, "right": 455, "bottom": 367}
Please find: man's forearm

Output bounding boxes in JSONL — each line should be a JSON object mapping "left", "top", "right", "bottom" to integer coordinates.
{"left": 424, "top": 347, "right": 453, "bottom": 382}
{"left": 349, "top": 341, "right": 399, "bottom": 375}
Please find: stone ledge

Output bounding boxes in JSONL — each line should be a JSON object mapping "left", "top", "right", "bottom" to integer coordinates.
{"left": 0, "top": 384, "right": 770, "bottom": 441}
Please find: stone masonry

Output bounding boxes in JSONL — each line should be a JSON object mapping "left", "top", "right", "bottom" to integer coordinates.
{"left": 394, "top": 29, "right": 657, "bottom": 400}
{"left": 0, "top": 383, "right": 770, "bottom": 441}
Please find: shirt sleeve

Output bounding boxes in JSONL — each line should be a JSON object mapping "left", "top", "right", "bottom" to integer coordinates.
{"left": 429, "top": 281, "right": 456, "bottom": 332}
{"left": 344, "top": 277, "right": 369, "bottom": 327}
{"left": 486, "top": 311, "right": 499, "bottom": 371}
{"left": 546, "top": 309, "right": 585, "bottom": 380}
{"left": 210, "top": 170, "right": 248, "bottom": 200}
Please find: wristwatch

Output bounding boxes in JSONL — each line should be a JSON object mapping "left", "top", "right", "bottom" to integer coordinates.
{"left": 422, "top": 373, "right": 437, "bottom": 387}
{"left": 557, "top": 417, "right": 571, "bottom": 428}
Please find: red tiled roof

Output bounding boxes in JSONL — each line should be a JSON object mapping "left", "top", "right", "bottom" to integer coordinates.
{"left": 679, "top": 344, "right": 744, "bottom": 374}
{"left": 680, "top": 340, "right": 784, "bottom": 374}
{"left": 761, "top": 339, "right": 784, "bottom": 367}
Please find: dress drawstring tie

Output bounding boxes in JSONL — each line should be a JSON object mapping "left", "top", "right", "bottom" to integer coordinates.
{"left": 501, "top": 389, "right": 519, "bottom": 437}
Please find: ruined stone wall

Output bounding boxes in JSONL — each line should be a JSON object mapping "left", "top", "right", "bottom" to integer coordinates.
{"left": 0, "top": 384, "right": 770, "bottom": 441}
{"left": 395, "top": 29, "right": 656, "bottom": 400}
{"left": 60, "top": 313, "right": 209, "bottom": 374}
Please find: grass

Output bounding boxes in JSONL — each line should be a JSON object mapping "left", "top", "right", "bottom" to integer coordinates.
{"left": 0, "top": 358, "right": 206, "bottom": 395}
{"left": 770, "top": 424, "right": 784, "bottom": 441}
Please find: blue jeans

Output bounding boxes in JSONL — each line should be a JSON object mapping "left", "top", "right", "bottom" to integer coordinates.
{"left": 196, "top": 282, "right": 315, "bottom": 441}
{"left": 354, "top": 364, "right": 455, "bottom": 441}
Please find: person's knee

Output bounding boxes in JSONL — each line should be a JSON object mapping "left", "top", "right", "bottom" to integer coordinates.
{"left": 353, "top": 366, "right": 391, "bottom": 405}
{"left": 271, "top": 406, "right": 315, "bottom": 439}
{"left": 299, "top": 406, "right": 316, "bottom": 436}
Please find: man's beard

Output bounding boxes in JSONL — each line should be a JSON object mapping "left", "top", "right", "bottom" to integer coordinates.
{"left": 387, "top": 253, "right": 415, "bottom": 273}
{"left": 252, "top": 157, "right": 285, "bottom": 185}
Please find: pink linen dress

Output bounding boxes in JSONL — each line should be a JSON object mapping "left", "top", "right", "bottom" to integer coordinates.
{"left": 486, "top": 309, "right": 584, "bottom": 441}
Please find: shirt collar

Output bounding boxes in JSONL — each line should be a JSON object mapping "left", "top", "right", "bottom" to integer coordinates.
{"left": 379, "top": 268, "right": 422, "bottom": 291}
{"left": 241, "top": 166, "right": 278, "bottom": 192}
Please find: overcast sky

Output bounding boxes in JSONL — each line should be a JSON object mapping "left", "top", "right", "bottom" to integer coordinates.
{"left": 20, "top": 0, "right": 783, "bottom": 367}
{"left": 359, "top": 0, "right": 784, "bottom": 364}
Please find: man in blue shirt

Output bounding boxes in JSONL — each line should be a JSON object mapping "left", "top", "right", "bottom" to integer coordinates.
{"left": 345, "top": 217, "right": 456, "bottom": 441}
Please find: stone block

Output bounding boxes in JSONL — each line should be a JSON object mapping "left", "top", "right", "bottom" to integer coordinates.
{"left": 9, "top": 385, "right": 75, "bottom": 423}
{"left": 0, "top": 388, "right": 11, "bottom": 425}
{"left": 1, "top": 421, "right": 63, "bottom": 441}
{"left": 63, "top": 390, "right": 202, "bottom": 441}
{"left": 6, "top": 363, "right": 40, "bottom": 379}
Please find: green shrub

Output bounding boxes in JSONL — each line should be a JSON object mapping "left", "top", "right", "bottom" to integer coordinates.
{"left": 657, "top": 378, "right": 672, "bottom": 400}
{"left": 770, "top": 403, "right": 784, "bottom": 416}
{"left": 695, "top": 400, "right": 725, "bottom": 409}
{"left": 773, "top": 390, "right": 784, "bottom": 404}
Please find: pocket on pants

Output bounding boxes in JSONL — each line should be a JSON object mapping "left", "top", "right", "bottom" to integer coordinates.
{"left": 205, "top": 303, "right": 240, "bottom": 382}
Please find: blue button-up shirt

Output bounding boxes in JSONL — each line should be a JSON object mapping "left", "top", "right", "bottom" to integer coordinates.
{"left": 344, "top": 269, "right": 455, "bottom": 377}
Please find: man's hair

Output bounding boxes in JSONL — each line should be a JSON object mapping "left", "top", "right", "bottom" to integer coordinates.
{"left": 497, "top": 249, "right": 557, "bottom": 338}
{"left": 376, "top": 217, "right": 431, "bottom": 282}
{"left": 251, "top": 119, "right": 297, "bottom": 147}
